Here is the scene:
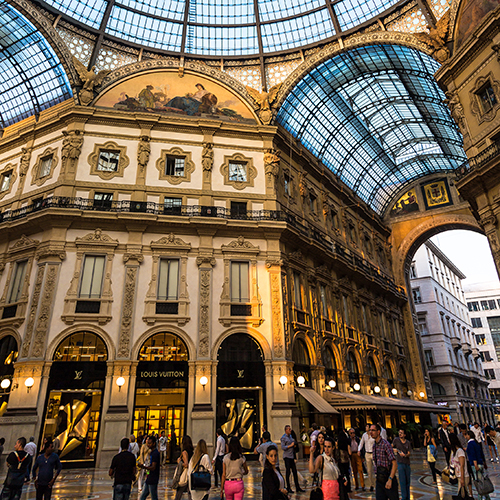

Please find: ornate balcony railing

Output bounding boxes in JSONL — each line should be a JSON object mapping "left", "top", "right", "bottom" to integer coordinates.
{"left": 456, "top": 139, "right": 500, "bottom": 180}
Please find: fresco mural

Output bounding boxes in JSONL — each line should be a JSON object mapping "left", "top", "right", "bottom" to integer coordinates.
{"left": 390, "top": 188, "right": 419, "bottom": 217}
{"left": 95, "top": 72, "right": 256, "bottom": 123}
{"left": 455, "top": 0, "right": 499, "bottom": 47}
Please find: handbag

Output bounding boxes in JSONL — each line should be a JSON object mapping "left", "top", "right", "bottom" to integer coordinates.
{"left": 427, "top": 445, "right": 436, "bottom": 463}
{"left": 310, "top": 487, "right": 324, "bottom": 500}
{"left": 191, "top": 454, "right": 211, "bottom": 491}
{"left": 172, "top": 462, "right": 183, "bottom": 489}
{"left": 473, "top": 472, "right": 494, "bottom": 496}
{"left": 376, "top": 465, "right": 391, "bottom": 485}
{"left": 448, "top": 462, "right": 458, "bottom": 485}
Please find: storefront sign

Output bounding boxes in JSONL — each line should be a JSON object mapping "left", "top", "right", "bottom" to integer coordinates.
{"left": 437, "top": 401, "right": 448, "bottom": 406}
{"left": 137, "top": 361, "right": 188, "bottom": 387}
{"left": 49, "top": 361, "right": 107, "bottom": 390}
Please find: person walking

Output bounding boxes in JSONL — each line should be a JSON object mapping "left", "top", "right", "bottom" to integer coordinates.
{"left": 159, "top": 431, "right": 167, "bottom": 467}
{"left": 0, "top": 437, "right": 31, "bottom": 500}
{"left": 137, "top": 435, "right": 151, "bottom": 493}
{"left": 256, "top": 432, "right": 278, "bottom": 472}
{"left": 336, "top": 429, "right": 351, "bottom": 494}
{"left": 262, "top": 445, "right": 288, "bottom": 500}
{"left": 423, "top": 428, "right": 439, "bottom": 484}
{"left": 24, "top": 437, "right": 37, "bottom": 482}
{"left": 174, "top": 435, "right": 194, "bottom": 500}
{"left": 439, "top": 421, "right": 452, "bottom": 465}
{"left": 212, "top": 429, "right": 226, "bottom": 487}
{"left": 349, "top": 429, "right": 364, "bottom": 491}
{"left": 485, "top": 430, "right": 498, "bottom": 462}
{"left": 466, "top": 431, "right": 489, "bottom": 500}
{"left": 109, "top": 437, "right": 137, "bottom": 500}
{"left": 32, "top": 439, "right": 61, "bottom": 500}
{"left": 188, "top": 439, "right": 212, "bottom": 500}
{"left": 129, "top": 435, "right": 140, "bottom": 459}
{"left": 359, "top": 424, "right": 375, "bottom": 492}
{"left": 450, "top": 433, "right": 470, "bottom": 500}
{"left": 281, "top": 425, "right": 304, "bottom": 494}
{"left": 139, "top": 436, "right": 160, "bottom": 500}
{"left": 370, "top": 424, "right": 398, "bottom": 500}
{"left": 486, "top": 426, "right": 500, "bottom": 462}
{"left": 392, "top": 429, "right": 411, "bottom": 500}
{"left": 221, "top": 436, "right": 248, "bottom": 500}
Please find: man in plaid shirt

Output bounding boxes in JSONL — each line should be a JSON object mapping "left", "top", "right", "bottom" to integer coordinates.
{"left": 370, "top": 424, "right": 398, "bottom": 500}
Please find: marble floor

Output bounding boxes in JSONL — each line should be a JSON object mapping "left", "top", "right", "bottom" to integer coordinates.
{"left": 5, "top": 449, "right": 500, "bottom": 499}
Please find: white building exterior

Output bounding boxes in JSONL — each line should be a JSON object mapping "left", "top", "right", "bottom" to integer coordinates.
{"left": 464, "top": 281, "right": 500, "bottom": 418}
{"left": 411, "top": 241, "right": 493, "bottom": 423}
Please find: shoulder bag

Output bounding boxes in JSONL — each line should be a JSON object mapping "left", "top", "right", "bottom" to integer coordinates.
{"left": 191, "top": 454, "right": 211, "bottom": 491}
{"left": 473, "top": 470, "right": 494, "bottom": 496}
{"left": 310, "top": 455, "right": 324, "bottom": 500}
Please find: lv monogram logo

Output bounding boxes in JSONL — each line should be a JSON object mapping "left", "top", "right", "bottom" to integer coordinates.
{"left": 237, "top": 370, "right": 244, "bottom": 378}
{"left": 74, "top": 370, "right": 83, "bottom": 380}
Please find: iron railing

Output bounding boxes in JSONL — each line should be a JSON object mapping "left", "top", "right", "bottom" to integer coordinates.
{"left": 456, "top": 139, "right": 500, "bottom": 180}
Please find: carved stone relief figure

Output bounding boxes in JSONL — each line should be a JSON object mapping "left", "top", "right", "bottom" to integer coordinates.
{"left": 245, "top": 83, "right": 282, "bottom": 125}
{"left": 19, "top": 147, "right": 32, "bottom": 177}
{"left": 202, "top": 142, "right": 214, "bottom": 172}
{"left": 61, "top": 130, "right": 84, "bottom": 172}
{"left": 137, "top": 136, "right": 151, "bottom": 172}
{"left": 444, "top": 91, "right": 467, "bottom": 133}
{"left": 73, "top": 56, "right": 111, "bottom": 106}
{"left": 264, "top": 149, "right": 281, "bottom": 177}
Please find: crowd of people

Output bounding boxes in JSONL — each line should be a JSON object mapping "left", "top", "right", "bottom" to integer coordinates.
{"left": 0, "top": 420, "right": 498, "bottom": 500}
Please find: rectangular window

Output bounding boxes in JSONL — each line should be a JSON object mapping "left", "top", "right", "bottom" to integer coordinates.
{"left": 484, "top": 351, "right": 493, "bottom": 361}
{"left": 320, "top": 285, "right": 328, "bottom": 317}
{"left": 165, "top": 156, "right": 185, "bottom": 176}
{"left": 284, "top": 174, "right": 290, "bottom": 195}
{"left": 230, "top": 201, "right": 247, "bottom": 219}
{"left": 485, "top": 368, "right": 496, "bottom": 380}
{"left": 487, "top": 316, "right": 500, "bottom": 361}
{"left": 412, "top": 288, "right": 422, "bottom": 304}
{"left": 0, "top": 171, "right": 12, "bottom": 192}
{"left": 94, "top": 192, "right": 113, "bottom": 209}
{"left": 158, "top": 259, "right": 179, "bottom": 301}
{"left": 343, "top": 295, "right": 350, "bottom": 325}
{"left": 228, "top": 162, "right": 247, "bottom": 182}
{"left": 478, "top": 84, "right": 498, "bottom": 113}
{"left": 471, "top": 317, "right": 483, "bottom": 328}
{"left": 468, "top": 301, "right": 480, "bottom": 311}
{"left": 309, "top": 194, "right": 316, "bottom": 213}
{"left": 361, "top": 304, "right": 368, "bottom": 331}
{"left": 164, "top": 197, "right": 182, "bottom": 214}
{"left": 39, "top": 155, "right": 53, "bottom": 178}
{"left": 231, "top": 262, "right": 249, "bottom": 303}
{"left": 293, "top": 273, "right": 302, "bottom": 309}
{"left": 489, "top": 300, "right": 497, "bottom": 310}
{"left": 481, "top": 300, "right": 490, "bottom": 310}
{"left": 79, "top": 255, "right": 106, "bottom": 299}
{"left": 424, "top": 349, "right": 435, "bottom": 366}
{"left": 97, "top": 150, "right": 120, "bottom": 171}
{"left": 476, "top": 334, "right": 486, "bottom": 345}
{"left": 8, "top": 260, "right": 27, "bottom": 303}
{"left": 418, "top": 315, "right": 429, "bottom": 335}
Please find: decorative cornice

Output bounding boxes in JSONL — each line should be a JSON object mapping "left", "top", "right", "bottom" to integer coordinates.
{"left": 221, "top": 236, "right": 260, "bottom": 254}
{"left": 75, "top": 228, "right": 119, "bottom": 247}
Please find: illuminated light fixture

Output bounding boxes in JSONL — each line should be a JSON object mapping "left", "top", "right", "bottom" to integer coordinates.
{"left": 116, "top": 376, "right": 125, "bottom": 391}
{"left": 407, "top": 390, "right": 413, "bottom": 397}
{"left": 200, "top": 376, "right": 208, "bottom": 390}
{"left": 226, "top": 402, "right": 231, "bottom": 408}
{"left": 328, "top": 380, "right": 336, "bottom": 389}
{"left": 419, "top": 392, "right": 425, "bottom": 398}
{"left": 391, "top": 388, "right": 398, "bottom": 396}
{"left": 279, "top": 375, "right": 288, "bottom": 390}
{"left": 374, "top": 386, "right": 381, "bottom": 394}
{"left": 59, "top": 405, "right": 65, "bottom": 411}
{"left": 72, "top": 404, "right": 77, "bottom": 410}
{"left": 297, "top": 376, "right": 305, "bottom": 387}
{"left": 25, "top": 377, "right": 34, "bottom": 393}
{"left": 0, "top": 379, "right": 10, "bottom": 390}
{"left": 353, "top": 383, "right": 361, "bottom": 391}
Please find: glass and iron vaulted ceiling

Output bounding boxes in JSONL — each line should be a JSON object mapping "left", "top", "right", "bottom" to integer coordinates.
{"left": 37, "top": 0, "right": 401, "bottom": 56}
{"left": 0, "top": 1, "right": 72, "bottom": 127}
{"left": 277, "top": 44, "right": 466, "bottom": 215}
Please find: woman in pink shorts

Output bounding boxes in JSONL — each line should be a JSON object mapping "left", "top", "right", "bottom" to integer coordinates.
{"left": 310, "top": 436, "right": 341, "bottom": 500}
{"left": 221, "top": 437, "right": 249, "bottom": 500}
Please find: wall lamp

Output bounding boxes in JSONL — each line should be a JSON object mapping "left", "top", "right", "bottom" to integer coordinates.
{"left": 325, "top": 379, "right": 336, "bottom": 391}
{"left": 391, "top": 388, "right": 398, "bottom": 396}
{"left": 200, "top": 376, "right": 208, "bottom": 390}
{"left": 25, "top": 377, "right": 34, "bottom": 393}
{"left": 373, "top": 386, "right": 381, "bottom": 394}
{"left": 279, "top": 375, "right": 288, "bottom": 390}
{"left": 116, "top": 376, "right": 125, "bottom": 392}
{"left": 297, "top": 376, "right": 305, "bottom": 387}
{"left": 353, "top": 383, "right": 361, "bottom": 392}
{"left": 0, "top": 379, "right": 10, "bottom": 390}
{"left": 419, "top": 391, "right": 426, "bottom": 398}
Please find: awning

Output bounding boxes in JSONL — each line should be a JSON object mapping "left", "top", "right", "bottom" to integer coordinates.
{"left": 324, "top": 391, "right": 447, "bottom": 413}
{"left": 295, "top": 387, "right": 339, "bottom": 414}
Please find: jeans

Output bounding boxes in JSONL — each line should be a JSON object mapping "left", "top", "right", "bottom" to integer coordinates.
{"left": 174, "top": 483, "right": 191, "bottom": 500}
{"left": 214, "top": 456, "right": 223, "bottom": 487}
{"left": 398, "top": 463, "right": 411, "bottom": 500}
{"left": 140, "top": 483, "right": 158, "bottom": 500}
{"left": 113, "top": 483, "right": 132, "bottom": 500}
{"left": 224, "top": 479, "right": 244, "bottom": 500}
{"left": 375, "top": 477, "right": 398, "bottom": 500}
{"left": 0, "top": 487, "right": 23, "bottom": 500}
{"left": 284, "top": 457, "right": 300, "bottom": 491}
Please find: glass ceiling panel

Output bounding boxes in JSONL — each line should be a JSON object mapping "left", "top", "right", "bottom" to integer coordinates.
{"left": 277, "top": 44, "right": 466, "bottom": 215}
{"left": 36, "top": 0, "right": 401, "bottom": 56}
{"left": 0, "top": 2, "right": 72, "bottom": 127}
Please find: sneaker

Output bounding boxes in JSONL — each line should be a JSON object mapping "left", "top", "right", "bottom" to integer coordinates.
{"left": 370, "top": 486, "right": 374, "bottom": 492}
{"left": 491, "top": 458, "right": 494, "bottom": 462}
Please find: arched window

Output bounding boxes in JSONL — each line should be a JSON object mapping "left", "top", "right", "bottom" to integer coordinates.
{"left": 399, "top": 366, "right": 409, "bottom": 397}
{"left": 367, "top": 357, "right": 378, "bottom": 385}
{"left": 139, "top": 332, "right": 188, "bottom": 362}
{"left": 347, "top": 352, "right": 360, "bottom": 383}
{"left": 218, "top": 333, "right": 263, "bottom": 363}
{"left": 432, "top": 382, "right": 446, "bottom": 396}
{"left": 323, "top": 346, "right": 337, "bottom": 388}
{"left": 292, "top": 339, "right": 310, "bottom": 366}
{"left": 54, "top": 332, "right": 107, "bottom": 361}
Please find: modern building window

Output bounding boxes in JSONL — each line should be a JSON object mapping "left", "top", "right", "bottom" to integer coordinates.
{"left": 481, "top": 300, "right": 497, "bottom": 310}
{"left": 79, "top": 255, "right": 105, "bottom": 299}
{"left": 228, "top": 162, "right": 247, "bottom": 182}
{"left": 424, "top": 349, "right": 435, "bottom": 366}
{"left": 294, "top": 273, "right": 303, "bottom": 309}
{"left": 478, "top": 83, "right": 498, "bottom": 113}
{"left": 412, "top": 288, "right": 422, "bottom": 304}
{"left": 230, "top": 261, "right": 249, "bottom": 303}
{"left": 164, "top": 197, "right": 182, "bottom": 214}
{"left": 158, "top": 259, "right": 179, "bottom": 301}
{"left": 484, "top": 351, "right": 493, "bottom": 362}
{"left": 485, "top": 368, "right": 496, "bottom": 380}
{"left": 468, "top": 301, "right": 480, "bottom": 311}
{"left": 471, "top": 317, "right": 483, "bottom": 328}
{"left": 97, "top": 150, "right": 120, "bottom": 171}
{"left": 476, "top": 334, "right": 486, "bottom": 345}
{"left": 0, "top": 171, "right": 12, "bottom": 192}
{"left": 39, "top": 155, "right": 53, "bottom": 178}
{"left": 94, "top": 192, "right": 113, "bottom": 209}
{"left": 165, "top": 156, "right": 185, "bottom": 176}
{"left": 487, "top": 316, "right": 500, "bottom": 360}
{"left": 431, "top": 382, "right": 446, "bottom": 395}
{"left": 8, "top": 260, "right": 27, "bottom": 303}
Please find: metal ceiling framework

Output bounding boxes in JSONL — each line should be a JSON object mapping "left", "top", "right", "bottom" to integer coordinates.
{"left": 276, "top": 44, "right": 466, "bottom": 215}
{"left": 0, "top": 1, "right": 72, "bottom": 127}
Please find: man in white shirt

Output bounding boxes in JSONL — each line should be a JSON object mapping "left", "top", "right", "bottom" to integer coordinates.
{"left": 129, "top": 434, "right": 140, "bottom": 458}
{"left": 24, "top": 436, "right": 37, "bottom": 481}
{"left": 378, "top": 422, "right": 388, "bottom": 441}
{"left": 212, "top": 428, "right": 226, "bottom": 488}
{"left": 158, "top": 431, "right": 167, "bottom": 467}
{"left": 310, "top": 424, "right": 320, "bottom": 446}
{"left": 359, "top": 424, "right": 375, "bottom": 491}
{"left": 471, "top": 422, "right": 484, "bottom": 442}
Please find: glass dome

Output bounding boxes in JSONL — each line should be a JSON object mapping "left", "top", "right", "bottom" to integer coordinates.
{"left": 39, "top": 0, "right": 402, "bottom": 56}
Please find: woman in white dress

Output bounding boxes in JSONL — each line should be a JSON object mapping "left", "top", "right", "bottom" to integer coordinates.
{"left": 189, "top": 439, "right": 213, "bottom": 500}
